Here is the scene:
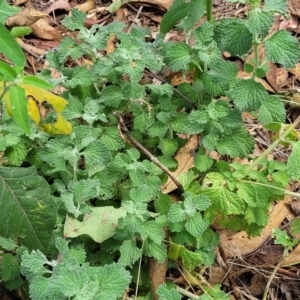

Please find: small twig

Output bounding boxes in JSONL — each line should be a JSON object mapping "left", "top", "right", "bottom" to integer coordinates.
{"left": 144, "top": 70, "right": 197, "bottom": 108}
{"left": 126, "top": 5, "right": 144, "bottom": 33}
{"left": 114, "top": 112, "right": 183, "bottom": 191}
{"left": 262, "top": 257, "right": 283, "bottom": 300}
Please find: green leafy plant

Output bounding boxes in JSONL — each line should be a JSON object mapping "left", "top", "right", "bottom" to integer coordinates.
{"left": 1, "top": 0, "right": 300, "bottom": 299}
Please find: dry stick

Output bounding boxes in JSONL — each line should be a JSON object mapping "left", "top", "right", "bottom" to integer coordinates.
{"left": 126, "top": 5, "right": 144, "bottom": 33}
{"left": 262, "top": 257, "right": 283, "bottom": 300}
{"left": 114, "top": 112, "right": 183, "bottom": 191}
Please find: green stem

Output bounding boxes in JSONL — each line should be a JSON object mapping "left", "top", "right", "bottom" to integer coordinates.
{"left": 238, "top": 180, "right": 300, "bottom": 198}
{"left": 206, "top": 0, "right": 213, "bottom": 22}
{"left": 0, "top": 82, "right": 12, "bottom": 103}
{"left": 244, "top": 114, "right": 300, "bottom": 176}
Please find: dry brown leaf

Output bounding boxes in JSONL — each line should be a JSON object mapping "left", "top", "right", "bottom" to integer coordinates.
{"left": 30, "top": 18, "right": 62, "bottom": 41}
{"left": 43, "top": 0, "right": 71, "bottom": 14}
{"left": 276, "top": 68, "right": 289, "bottom": 85}
{"left": 266, "top": 62, "right": 280, "bottom": 92}
{"left": 281, "top": 244, "right": 300, "bottom": 266}
{"left": 13, "top": 0, "right": 27, "bottom": 5}
{"left": 289, "top": 63, "right": 300, "bottom": 79}
{"left": 106, "top": 35, "right": 116, "bottom": 54}
{"left": 5, "top": 8, "right": 46, "bottom": 26}
{"left": 219, "top": 195, "right": 292, "bottom": 258}
{"left": 162, "top": 135, "right": 198, "bottom": 194}
{"left": 73, "top": 0, "right": 95, "bottom": 13}
{"left": 15, "top": 37, "right": 47, "bottom": 56}
{"left": 288, "top": 0, "right": 300, "bottom": 17}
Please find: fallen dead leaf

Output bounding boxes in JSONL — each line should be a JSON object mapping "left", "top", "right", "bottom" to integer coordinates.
{"left": 276, "top": 68, "right": 289, "bottom": 85}
{"left": 288, "top": 0, "right": 300, "bottom": 17}
{"left": 289, "top": 63, "right": 300, "bottom": 79}
{"left": 281, "top": 244, "right": 300, "bottom": 266}
{"left": 14, "top": 0, "right": 27, "bottom": 5}
{"left": 30, "top": 18, "right": 63, "bottom": 41}
{"left": 162, "top": 135, "right": 198, "bottom": 194}
{"left": 106, "top": 35, "right": 116, "bottom": 54}
{"left": 5, "top": 8, "right": 46, "bottom": 26}
{"left": 16, "top": 37, "right": 47, "bottom": 56}
{"left": 43, "top": 0, "right": 71, "bottom": 14}
{"left": 220, "top": 195, "right": 293, "bottom": 258}
{"left": 73, "top": 0, "right": 95, "bottom": 13}
{"left": 266, "top": 62, "right": 280, "bottom": 92}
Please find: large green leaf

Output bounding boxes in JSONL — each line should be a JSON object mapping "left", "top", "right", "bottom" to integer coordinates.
{"left": 160, "top": 0, "right": 206, "bottom": 33}
{"left": 0, "top": 0, "right": 21, "bottom": 25}
{"left": 0, "top": 166, "right": 57, "bottom": 252}
{"left": 0, "top": 23, "right": 25, "bottom": 67}
{"left": 9, "top": 85, "right": 31, "bottom": 135}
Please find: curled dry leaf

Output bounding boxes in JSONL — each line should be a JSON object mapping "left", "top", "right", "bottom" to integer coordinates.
{"left": 43, "top": 0, "right": 71, "bottom": 14}
{"left": 5, "top": 8, "right": 46, "bottom": 26}
{"left": 15, "top": 37, "right": 47, "bottom": 56}
{"left": 162, "top": 135, "right": 198, "bottom": 194}
{"left": 30, "top": 18, "right": 63, "bottom": 41}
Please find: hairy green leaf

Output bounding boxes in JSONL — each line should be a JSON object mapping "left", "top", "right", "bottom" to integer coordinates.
{"left": 185, "top": 213, "right": 209, "bottom": 237}
{"left": 160, "top": 0, "right": 206, "bottom": 33}
{"left": 163, "top": 43, "right": 192, "bottom": 72}
{"left": 202, "top": 172, "right": 245, "bottom": 215}
{"left": 119, "top": 240, "right": 142, "bottom": 267}
{"left": 258, "top": 96, "right": 285, "bottom": 125}
{"left": 61, "top": 8, "right": 86, "bottom": 30}
{"left": 263, "top": 0, "right": 287, "bottom": 15}
{"left": 247, "top": 9, "right": 273, "bottom": 38}
{"left": 156, "top": 284, "right": 181, "bottom": 300}
{"left": 214, "top": 19, "right": 252, "bottom": 56}
{"left": 230, "top": 79, "right": 268, "bottom": 111}
{"left": 265, "top": 30, "right": 300, "bottom": 68}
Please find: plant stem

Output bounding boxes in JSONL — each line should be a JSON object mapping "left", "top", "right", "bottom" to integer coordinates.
{"left": 114, "top": 112, "right": 184, "bottom": 191}
{"left": 176, "top": 286, "right": 199, "bottom": 299}
{"left": 239, "top": 180, "right": 300, "bottom": 198}
{"left": 206, "top": 0, "right": 213, "bottom": 22}
{"left": 262, "top": 256, "right": 283, "bottom": 300}
{"left": 244, "top": 114, "right": 300, "bottom": 175}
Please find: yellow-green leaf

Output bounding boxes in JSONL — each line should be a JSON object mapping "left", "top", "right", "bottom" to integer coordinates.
{"left": 27, "top": 96, "right": 40, "bottom": 125}
{"left": 40, "top": 113, "right": 72, "bottom": 135}
{"left": 8, "top": 85, "right": 31, "bottom": 134}
{"left": 19, "top": 84, "right": 68, "bottom": 112}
